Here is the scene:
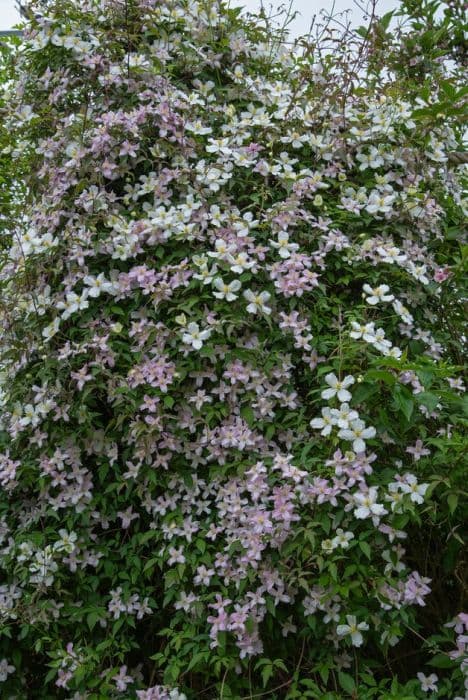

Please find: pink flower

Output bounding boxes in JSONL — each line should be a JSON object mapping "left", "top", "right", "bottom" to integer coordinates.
{"left": 406, "top": 440, "right": 430, "bottom": 461}
{"left": 112, "top": 665, "right": 134, "bottom": 691}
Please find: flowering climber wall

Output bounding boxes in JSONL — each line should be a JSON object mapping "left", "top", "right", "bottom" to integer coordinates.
{"left": 0, "top": 0, "right": 466, "bottom": 697}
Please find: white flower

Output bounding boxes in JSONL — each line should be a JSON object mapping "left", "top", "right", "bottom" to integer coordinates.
{"left": 350, "top": 321, "right": 376, "bottom": 343}
{"left": 329, "top": 403, "right": 359, "bottom": 429}
{"left": 353, "top": 487, "right": 387, "bottom": 520}
{"left": 0, "top": 658, "right": 15, "bottom": 682}
{"left": 400, "top": 474, "right": 428, "bottom": 504}
{"left": 226, "top": 251, "right": 256, "bottom": 274}
{"left": 376, "top": 245, "right": 407, "bottom": 264}
{"left": 362, "top": 283, "right": 394, "bottom": 305}
{"left": 127, "top": 53, "right": 150, "bottom": 69}
{"left": 417, "top": 672, "right": 438, "bottom": 693}
{"left": 207, "top": 239, "right": 236, "bottom": 260}
{"left": 206, "top": 137, "right": 232, "bottom": 155}
{"left": 365, "top": 191, "right": 395, "bottom": 214}
{"left": 336, "top": 615, "right": 369, "bottom": 646}
{"left": 194, "top": 263, "right": 218, "bottom": 285}
{"left": 233, "top": 212, "right": 259, "bottom": 238}
{"left": 321, "top": 373, "right": 355, "bottom": 402}
{"left": 447, "top": 377, "right": 465, "bottom": 392}
{"left": 243, "top": 289, "right": 272, "bottom": 315}
{"left": 53, "top": 529, "right": 78, "bottom": 554}
{"left": 310, "top": 407, "right": 335, "bottom": 436}
{"left": 83, "top": 273, "right": 115, "bottom": 297}
{"left": 371, "top": 328, "right": 392, "bottom": 353}
{"left": 194, "top": 564, "right": 214, "bottom": 586}
{"left": 212, "top": 278, "right": 241, "bottom": 301}
{"left": 174, "top": 591, "right": 198, "bottom": 612}
{"left": 392, "top": 299, "right": 414, "bottom": 325}
{"left": 385, "top": 346, "right": 402, "bottom": 359}
{"left": 185, "top": 120, "right": 212, "bottom": 135}
{"left": 269, "top": 231, "right": 299, "bottom": 259}
{"left": 182, "top": 322, "right": 212, "bottom": 350}
{"left": 19, "top": 404, "right": 39, "bottom": 427}
{"left": 406, "top": 262, "right": 430, "bottom": 285}
{"left": 57, "top": 291, "right": 89, "bottom": 319}
{"left": 331, "top": 529, "right": 354, "bottom": 549}
{"left": 42, "top": 318, "right": 61, "bottom": 342}
{"left": 386, "top": 484, "right": 405, "bottom": 512}
{"left": 356, "top": 147, "right": 384, "bottom": 170}
{"left": 167, "top": 547, "right": 185, "bottom": 565}
{"left": 339, "top": 419, "right": 376, "bottom": 453}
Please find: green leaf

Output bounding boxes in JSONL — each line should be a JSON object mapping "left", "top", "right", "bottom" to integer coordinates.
{"left": 428, "top": 653, "right": 454, "bottom": 669}
{"left": 338, "top": 671, "right": 356, "bottom": 694}
{"left": 352, "top": 382, "right": 377, "bottom": 403}
{"left": 393, "top": 385, "right": 414, "bottom": 422}
{"left": 261, "top": 663, "right": 273, "bottom": 688}
{"left": 241, "top": 405, "right": 255, "bottom": 426}
{"left": 359, "top": 541, "right": 371, "bottom": 559}
{"left": 365, "top": 369, "right": 395, "bottom": 385}
{"left": 447, "top": 493, "right": 458, "bottom": 514}
{"left": 415, "top": 392, "right": 439, "bottom": 412}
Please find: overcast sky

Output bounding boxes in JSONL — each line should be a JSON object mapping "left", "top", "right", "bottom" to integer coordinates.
{"left": 0, "top": 0, "right": 398, "bottom": 31}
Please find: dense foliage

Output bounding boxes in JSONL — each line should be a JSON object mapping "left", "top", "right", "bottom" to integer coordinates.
{"left": 0, "top": 0, "right": 466, "bottom": 697}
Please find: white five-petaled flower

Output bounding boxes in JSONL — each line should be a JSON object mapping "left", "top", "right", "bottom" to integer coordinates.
{"left": 226, "top": 251, "right": 256, "bottom": 274}
{"left": 330, "top": 403, "right": 359, "bottom": 429}
{"left": 310, "top": 407, "right": 334, "bottom": 435}
{"left": 182, "top": 322, "right": 211, "bottom": 350}
{"left": 362, "top": 284, "right": 394, "bottom": 305}
{"left": 372, "top": 328, "right": 392, "bottom": 353}
{"left": 269, "top": 231, "right": 299, "bottom": 258}
{"left": 194, "top": 263, "right": 218, "bottom": 285}
{"left": 331, "top": 528, "right": 354, "bottom": 549}
{"left": 336, "top": 615, "right": 369, "bottom": 646}
{"left": 83, "top": 273, "right": 115, "bottom": 297}
{"left": 321, "top": 373, "right": 355, "bottom": 402}
{"left": 19, "top": 404, "right": 40, "bottom": 427}
{"left": 353, "top": 486, "right": 387, "bottom": 520}
{"left": 57, "top": 290, "right": 89, "bottom": 319}
{"left": 407, "top": 262, "right": 430, "bottom": 285}
{"left": 400, "top": 474, "right": 429, "bottom": 504}
{"left": 339, "top": 419, "right": 376, "bottom": 453}
{"left": 53, "top": 529, "right": 78, "bottom": 554}
{"left": 212, "top": 278, "right": 241, "bottom": 301}
{"left": 207, "top": 238, "right": 236, "bottom": 259}
{"left": 350, "top": 321, "right": 376, "bottom": 343}
{"left": 365, "top": 191, "right": 395, "bottom": 215}
{"left": 376, "top": 245, "right": 407, "bottom": 264}
{"left": 243, "top": 289, "right": 272, "bottom": 315}
{"left": 356, "top": 147, "right": 384, "bottom": 170}
{"left": 167, "top": 546, "right": 185, "bottom": 565}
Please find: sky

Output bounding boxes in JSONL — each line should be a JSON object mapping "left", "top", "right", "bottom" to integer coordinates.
{"left": 0, "top": 0, "right": 398, "bottom": 31}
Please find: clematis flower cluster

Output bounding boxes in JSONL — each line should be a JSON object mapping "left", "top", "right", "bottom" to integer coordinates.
{"left": 0, "top": 0, "right": 465, "bottom": 697}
